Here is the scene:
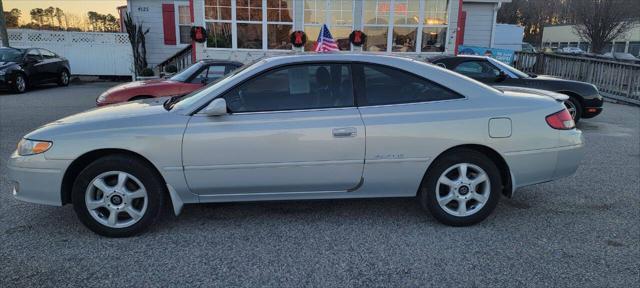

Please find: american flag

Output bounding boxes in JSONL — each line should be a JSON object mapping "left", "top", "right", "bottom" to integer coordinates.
{"left": 314, "top": 24, "right": 339, "bottom": 52}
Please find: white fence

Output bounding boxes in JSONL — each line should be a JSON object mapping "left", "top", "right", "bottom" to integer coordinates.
{"left": 5, "top": 29, "right": 133, "bottom": 77}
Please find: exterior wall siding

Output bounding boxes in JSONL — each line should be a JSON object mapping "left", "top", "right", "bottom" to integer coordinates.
{"left": 127, "top": 0, "right": 189, "bottom": 67}
{"left": 460, "top": 2, "right": 494, "bottom": 48}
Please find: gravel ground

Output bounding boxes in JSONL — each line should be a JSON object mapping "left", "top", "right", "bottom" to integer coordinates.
{"left": 0, "top": 82, "right": 638, "bottom": 287}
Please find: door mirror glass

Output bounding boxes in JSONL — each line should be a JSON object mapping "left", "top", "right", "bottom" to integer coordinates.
{"left": 202, "top": 98, "right": 228, "bottom": 116}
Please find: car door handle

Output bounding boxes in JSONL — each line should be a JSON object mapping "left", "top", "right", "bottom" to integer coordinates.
{"left": 332, "top": 127, "right": 357, "bottom": 138}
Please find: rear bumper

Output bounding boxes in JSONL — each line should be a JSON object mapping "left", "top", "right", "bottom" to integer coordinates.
{"left": 7, "top": 152, "right": 70, "bottom": 206}
{"left": 504, "top": 130, "right": 584, "bottom": 193}
{"left": 582, "top": 107, "right": 603, "bottom": 119}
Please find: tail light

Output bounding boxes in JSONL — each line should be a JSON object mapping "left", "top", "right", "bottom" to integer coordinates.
{"left": 546, "top": 109, "right": 575, "bottom": 130}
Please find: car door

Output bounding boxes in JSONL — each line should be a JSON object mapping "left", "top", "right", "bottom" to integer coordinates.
{"left": 38, "top": 49, "right": 60, "bottom": 82}
{"left": 182, "top": 62, "right": 365, "bottom": 195}
{"left": 23, "top": 49, "right": 44, "bottom": 84}
{"left": 354, "top": 63, "right": 466, "bottom": 196}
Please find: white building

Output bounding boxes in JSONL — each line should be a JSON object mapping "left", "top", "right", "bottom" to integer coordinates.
{"left": 125, "top": 0, "right": 510, "bottom": 68}
{"left": 542, "top": 24, "right": 640, "bottom": 56}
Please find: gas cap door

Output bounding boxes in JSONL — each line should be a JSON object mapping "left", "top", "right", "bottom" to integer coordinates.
{"left": 489, "top": 118, "right": 512, "bottom": 138}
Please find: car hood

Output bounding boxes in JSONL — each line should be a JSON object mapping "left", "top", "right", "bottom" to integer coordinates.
{"left": 105, "top": 79, "right": 181, "bottom": 93}
{"left": 0, "top": 61, "right": 19, "bottom": 70}
{"left": 50, "top": 97, "right": 170, "bottom": 125}
{"left": 496, "top": 86, "right": 569, "bottom": 102}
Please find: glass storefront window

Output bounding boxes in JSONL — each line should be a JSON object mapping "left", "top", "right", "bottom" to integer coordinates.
{"left": 268, "top": 24, "right": 293, "bottom": 49}
{"left": 206, "top": 22, "right": 232, "bottom": 48}
{"left": 205, "top": 0, "right": 232, "bottom": 20}
{"left": 236, "top": 0, "right": 262, "bottom": 21}
{"left": 424, "top": 0, "right": 448, "bottom": 25}
{"left": 392, "top": 27, "right": 417, "bottom": 52}
{"left": 421, "top": 27, "right": 446, "bottom": 52}
{"left": 363, "top": 27, "right": 388, "bottom": 52}
{"left": 237, "top": 23, "right": 262, "bottom": 49}
{"left": 304, "top": 0, "right": 353, "bottom": 51}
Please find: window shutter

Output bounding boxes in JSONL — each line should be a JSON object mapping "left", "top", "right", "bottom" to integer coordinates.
{"left": 162, "top": 4, "right": 177, "bottom": 45}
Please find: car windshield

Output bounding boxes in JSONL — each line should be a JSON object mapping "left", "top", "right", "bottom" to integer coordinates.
{"left": 0, "top": 48, "right": 24, "bottom": 62}
{"left": 488, "top": 58, "right": 530, "bottom": 79}
{"left": 170, "top": 59, "right": 264, "bottom": 110}
{"left": 169, "top": 62, "right": 205, "bottom": 82}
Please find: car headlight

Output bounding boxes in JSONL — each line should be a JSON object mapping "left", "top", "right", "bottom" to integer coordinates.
{"left": 17, "top": 139, "right": 52, "bottom": 156}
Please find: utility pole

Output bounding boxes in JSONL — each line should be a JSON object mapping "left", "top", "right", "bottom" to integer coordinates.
{"left": 0, "top": 0, "right": 9, "bottom": 47}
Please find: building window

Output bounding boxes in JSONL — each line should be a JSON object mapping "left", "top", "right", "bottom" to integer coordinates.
{"left": 205, "top": 0, "right": 292, "bottom": 50}
{"left": 304, "top": 0, "right": 353, "bottom": 51}
{"left": 177, "top": 4, "right": 192, "bottom": 44}
{"left": 267, "top": 0, "right": 293, "bottom": 49}
{"left": 422, "top": 0, "right": 448, "bottom": 52}
{"left": 363, "top": 0, "right": 449, "bottom": 53}
{"left": 236, "top": 0, "right": 263, "bottom": 49}
{"left": 205, "top": 0, "right": 233, "bottom": 48}
{"left": 392, "top": 0, "right": 419, "bottom": 52}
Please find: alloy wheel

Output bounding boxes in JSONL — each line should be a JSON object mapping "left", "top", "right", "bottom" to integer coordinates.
{"left": 85, "top": 171, "right": 148, "bottom": 228}
{"left": 564, "top": 99, "right": 577, "bottom": 120}
{"left": 61, "top": 71, "right": 69, "bottom": 85}
{"left": 15, "top": 75, "right": 26, "bottom": 92}
{"left": 435, "top": 163, "right": 491, "bottom": 217}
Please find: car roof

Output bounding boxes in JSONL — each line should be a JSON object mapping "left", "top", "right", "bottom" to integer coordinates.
{"left": 200, "top": 59, "right": 244, "bottom": 66}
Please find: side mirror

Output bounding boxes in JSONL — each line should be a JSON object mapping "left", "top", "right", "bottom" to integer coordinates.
{"left": 201, "top": 78, "right": 208, "bottom": 84}
{"left": 25, "top": 57, "right": 39, "bottom": 64}
{"left": 495, "top": 71, "right": 507, "bottom": 82}
{"left": 527, "top": 72, "right": 538, "bottom": 78}
{"left": 202, "top": 98, "right": 228, "bottom": 116}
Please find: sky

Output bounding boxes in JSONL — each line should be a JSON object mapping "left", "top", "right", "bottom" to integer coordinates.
{"left": 4, "top": 0, "right": 127, "bottom": 20}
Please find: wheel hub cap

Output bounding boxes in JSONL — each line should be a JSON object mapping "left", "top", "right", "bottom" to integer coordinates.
{"left": 85, "top": 171, "right": 148, "bottom": 228}
{"left": 435, "top": 163, "right": 491, "bottom": 217}
{"left": 110, "top": 194, "right": 123, "bottom": 205}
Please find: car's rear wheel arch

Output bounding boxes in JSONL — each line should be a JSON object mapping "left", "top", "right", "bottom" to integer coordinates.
{"left": 421, "top": 144, "right": 513, "bottom": 198}
{"left": 61, "top": 149, "right": 168, "bottom": 205}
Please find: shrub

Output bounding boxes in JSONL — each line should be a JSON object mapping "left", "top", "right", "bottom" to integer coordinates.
{"left": 140, "top": 67, "right": 154, "bottom": 76}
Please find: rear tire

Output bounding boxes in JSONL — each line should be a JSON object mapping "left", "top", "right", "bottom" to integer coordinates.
{"left": 11, "top": 74, "right": 27, "bottom": 94}
{"left": 563, "top": 96, "right": 582, "bottom": 123}
{"left": 418, "top": 149, "right": 502, "bottom": 226}
{"left": 58, "top": 69, "right": 70, "bottom": 86}
{"left": 72, "top": 155, "right": 165, "bottom": 237}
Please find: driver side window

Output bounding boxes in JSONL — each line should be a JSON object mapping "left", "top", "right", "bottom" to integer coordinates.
{"left": 222, "top": 63, "right": 354, "bottom": 113}
{"left": 454, "top": 61, "right": 501, "bottom": 79}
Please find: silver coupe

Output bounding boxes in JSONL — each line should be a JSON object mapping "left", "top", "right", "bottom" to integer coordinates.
{"left": 8, "top": 54, "right": 584, "bottom": 237}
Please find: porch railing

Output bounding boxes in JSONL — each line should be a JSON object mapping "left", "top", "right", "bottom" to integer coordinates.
{"left": 513, "top": 52, "right": 640, "bottom": 105}
{"left": 157, "top": 45, "right": 193, "bottom": 77}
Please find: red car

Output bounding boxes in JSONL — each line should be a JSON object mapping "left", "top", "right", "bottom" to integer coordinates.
{"left": 96, "top": 60, "right": 242, "bottom": 106}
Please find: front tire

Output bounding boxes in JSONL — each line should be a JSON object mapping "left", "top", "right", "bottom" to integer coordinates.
{"left": 72, "top": 155, "right": 165, "bottom": 237}
{"left": 11, "top": 74, "right": 27, "bottom": 93}
{"left": 58, "top": 69, "right": 70, "bottom": 86}
{"left": 418, "top": 149, "right": 502, "bottom": 226}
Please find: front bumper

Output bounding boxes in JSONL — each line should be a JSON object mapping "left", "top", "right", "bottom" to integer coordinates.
{"left": 7, "top": 152, "right": 70, "bottom": 206}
